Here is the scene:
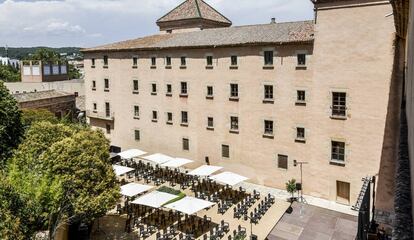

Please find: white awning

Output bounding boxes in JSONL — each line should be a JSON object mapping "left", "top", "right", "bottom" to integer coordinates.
{"left": 209, "top": 171, "right": 249, "bottom": 186}
{"left": 120, "top": 183, "right": 153, "bottom": 197}
{"left": 142, "top": 153, "right": 174, "bottom": 165}
{"left": 131, "top": 191, "right": 178, "bottom": 208}
{"left": 112, "top": 165, "right": 135, "bottom": 176}
{"left": 188, "top": 165, "right": 223, "bottom": 176}
{"left": 118, "top": 149, "right": 147, "bottom": 159}
{"left": 164, "top": 196, "right": 215, "bottom": 215}
{"left": 161, "top": 158, "right": 193, "bottom": 168}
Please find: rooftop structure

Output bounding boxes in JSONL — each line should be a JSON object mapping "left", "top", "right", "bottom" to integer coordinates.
{"left": 156, "top": 0, "right": 232, "bottom": 33}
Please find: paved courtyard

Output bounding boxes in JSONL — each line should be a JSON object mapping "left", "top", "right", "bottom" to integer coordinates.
{"left": 267, "top": 202, "right": 358, "bottom": 240}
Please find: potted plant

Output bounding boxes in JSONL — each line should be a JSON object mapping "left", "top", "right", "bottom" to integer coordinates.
{"left": 286, "top": 179, "right": 297, "bottom": 203}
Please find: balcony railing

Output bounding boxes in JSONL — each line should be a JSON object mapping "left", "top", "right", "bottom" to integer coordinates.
{"left": 86, "top": 110, "right": 115, "bottom": 121}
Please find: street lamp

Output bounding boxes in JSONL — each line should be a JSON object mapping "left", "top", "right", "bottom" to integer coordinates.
{"left": 293, "top": 160, "right": 308, "bottom": 203}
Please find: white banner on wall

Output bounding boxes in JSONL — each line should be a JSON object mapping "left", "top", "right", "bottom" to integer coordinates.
{"left": 32, "top": 66, "right": 40, "bottom": 76}
{"left": 23, "top": 66, "right": 31, "bottom": 76}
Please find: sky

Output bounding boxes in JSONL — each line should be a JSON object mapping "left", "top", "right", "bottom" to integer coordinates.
{"left": 0, "top": 0, "right": 314, "bottom": 48}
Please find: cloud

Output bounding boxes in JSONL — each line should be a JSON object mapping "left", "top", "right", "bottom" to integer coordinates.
{"left": 0, "top": 0, "right": 314, "bottom": 48}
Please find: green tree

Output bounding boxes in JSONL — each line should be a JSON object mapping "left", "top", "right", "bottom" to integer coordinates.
{"left": 286, "top": 179, "right": 297, "bottom": 202}
{"left": 0, "top": 81, "right": 23, "bottom": 166}
{"left": 27, "top": 48, "right": 61, "bottom": 62}
{"left": 21, "top": 108, "right": 58, "bottom": 129}
{"left": 0, "top": 65, "right": 20, "bottom": 82}
{"left": 8, "top": 122, "right": 120, "bottom": 238}
{"left": 0, "top": 177, "right": 34, "bottom": 240}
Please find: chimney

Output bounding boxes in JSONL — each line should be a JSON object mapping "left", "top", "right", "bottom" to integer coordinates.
{"left": 271, "top": 18, "right": 276, "bottom": 24}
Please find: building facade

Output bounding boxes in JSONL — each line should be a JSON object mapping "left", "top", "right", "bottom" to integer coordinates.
{"left": 13, "top": 90, "right": 77, "bottom": 119}
{"left": 21, "top": 60, "right": 69, "bottom": 83}
{"left": 82, "top": 0, "right": 395, "bottom": 205}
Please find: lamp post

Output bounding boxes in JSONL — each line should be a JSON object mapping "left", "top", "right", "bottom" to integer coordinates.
{"left": 243, "top": 214, "right": 257, "bottom": 240}
{"left": 293, "top": 160, "right": 309, "bottom": 203}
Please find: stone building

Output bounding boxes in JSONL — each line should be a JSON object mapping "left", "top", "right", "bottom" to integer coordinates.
{"left": 82, "top": 0, "right": 396, "bottom": 207}
{"left": 13, "top": 90, "right": 77, "bottom": 119}
{"left": 21, "top": 60, "right": 69, "bottom": 83}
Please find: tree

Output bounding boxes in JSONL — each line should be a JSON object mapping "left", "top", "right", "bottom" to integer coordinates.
{"left": 286, "top": 179, "right": 297, "bottom": 202}
{"left": 0, "top": 177, "right": 34, "bottom": 240}
{"left": 0, "top": 65, "right": 20, "bottom": 82}
{"left": 8, "top": 122, "right": 120, "bottom": 238}
{"left": 21, "top": 108, "right": 58, "bottom": 129}
{"left": 27, "top": 48, "right": 61, "bottom": 62}
{"left": 0, "top": 81, "right": 23, "bottom": 166}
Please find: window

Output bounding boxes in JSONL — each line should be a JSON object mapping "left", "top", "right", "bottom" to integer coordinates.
{"left": 166, "top": 84, "right": 172, "bottom": 95}
{"left": 134, "top": 106, "right": 139, "bottom": 118}
{"left": 222, "top": 145, "right": 230, "bottom": 158}
{"left": 332, "top": 92, "right": 347, "bottom": 117}
{"left": 231, "top": 56, "right": 238, "bottom": 66}
{"left": 206, "top": 56, "right": 213, "bottom": 66}
{"left": 230, "top": 84, "right": 239, "bottom": 98}
{"left": 151, "top": 83, "right": 157, "bottom": 95}
{"left": 152, "top": 111, "right": 158, "bottom": 121}
{"left": 296, "top": 127, "right": 305, "bottom": 140}
{"left": 166, "top": 56, "right": 172, "bottom": 66}
{"left": 104, "top": 79, "right": 109, "bottom": 90}
{"left": 134, "top": 130, "right": 140, "bottom": 141}
{"left": 167, "top": 112, "right": 173, "bottom": 123}
{"left": 103, "top": 55, "right": 108, "bottom": 66}
{"left": 264, "top": 85, "right": 274, "bottom": 100}
{"left": 181, "top": 111, "right": 188, "bottom": 124}
{"left": 230, "top": 116, "right": 239, "bottom": 131}
{"left": 92, "top": 80, "right": 96, "bottom": 90}
{"left": 133, "top": 57, "right": 138, "bottom": 66}
{"left": 278, "top": 155, "right": 288, "bottom": 169}
{"left": 264, "top": 51, "right": 273, "bottom": 65}
{"left": 297, "top": 90, "right": 306, "bottom": 102}
{"left": 105, "top": 102, "right": 110, "bottom": 117}
{"left": 151, "top": 57, "right": 156, "bottom": 66}
{"left": 180, "top": 82, "right": 188, "bottom": 95}
{"left": 207, "top": 117, "right": 214, "bottom": 128}
{"left": 181, "top": 56, "right": 186, "bottom": 66}
{"left": 264, "top": 120, "right": 274, "bottom": 135}
{"left": 133, "top": 80, "right": 139, "bottom": 93}
{"left": 93, "top": 103, "right": 97, "bottom": 112}
{"left": 297, "top": 54, "right": 306, "bottom": 66}
{"left": 331, "top": 141, "right": 345, "bottom": 162}
{"left": 106, "top": 124, "right": 111, "bottom": 134}
{"left": 182, "top": 138, "right": 189, "bottom": 151}
{"left": 91, "top": 58, "right": 95, "bottom": 67}
{"left": 207, "top": 86, "right": 213, "bottom": 97}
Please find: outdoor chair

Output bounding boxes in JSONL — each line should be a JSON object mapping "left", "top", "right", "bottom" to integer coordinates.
{"left": 237, "top": 225, "right": 246, "bottom": 236}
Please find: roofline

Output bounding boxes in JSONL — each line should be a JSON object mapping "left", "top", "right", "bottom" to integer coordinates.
{"left": 80, "top": 40, "right": 314, "bottom": 54}
{"left": 156, "top": 0, "right": 232, "bottom": 24}
{"left": 156, "top": 17, "right": 232, "bottom": 26}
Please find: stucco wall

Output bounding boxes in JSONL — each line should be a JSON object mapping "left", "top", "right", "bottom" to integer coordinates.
{"left": 5, "top": 79, "right": 85, "bottom": 96}
{"left": 83, "top": 2, "right": 395, "bottom": 205}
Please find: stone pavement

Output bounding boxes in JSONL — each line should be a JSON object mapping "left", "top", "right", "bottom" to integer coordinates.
{"left": 267, "top": 202, "right": 358, "bottom": 240}
{"left": 236, "top": 182, "right": 358, "bottom": 216}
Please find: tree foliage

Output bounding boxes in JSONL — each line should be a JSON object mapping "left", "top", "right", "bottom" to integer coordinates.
{"left": 21, "top": 108, "right": 58, "bottom": 129}
{"left": 0, "top": 64, "right": 20, "bottom": 82}
{"left": 286, "top": 179, "right": 297, "bottom": 198}
{"left": 0, "top": 81, "right": 23, "bottom": 166}
{"left": 0, "top": 177, "right": 34, "bottom": 240}
{"left": 8, "top": 122, "right": 120, "bottom": 238}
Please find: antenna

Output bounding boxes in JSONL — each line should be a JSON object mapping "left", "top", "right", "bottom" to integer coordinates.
{"left": 5, "top": 44, "right": 8, "bottom": 58}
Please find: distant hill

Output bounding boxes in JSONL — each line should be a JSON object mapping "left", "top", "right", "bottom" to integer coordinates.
{"left": 0, "top": 47, "right": 82, "bottom": 60}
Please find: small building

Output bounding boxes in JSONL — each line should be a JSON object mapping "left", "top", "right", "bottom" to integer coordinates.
{"left": 21, "top": 60, "right": 69, "bottom": 83}
{"left": 0, "top": 56, "right": 19, "bottom": 68}
{"left": 13, "top": 90, "right": 77, "bottom": 119}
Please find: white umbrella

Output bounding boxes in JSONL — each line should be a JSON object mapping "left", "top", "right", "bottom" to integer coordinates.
{"left": 164, "top": 196, "right": 215, "bottom": 215}
{"left": 118, "top": 149, "right": 147, "bottom": 159}
{"left": 188, "top": 165, "right": 223, "bottom": 176}
{"left": 161, "top": 158, "right": 194, "bottom": 168}
{"left": 142, "top": 153, "right": 174, "bottom": 165}
{"left": 112, "top": 165, "right": 135, "bottom": 176}
{"left": 120, "top": 183, "right": 153, "bottom": 197}
{"left": 209, "top": 172, "right": 249, "bottom": 186}
{"left": 131, "top": 191, "right": 178, "bottom": 208}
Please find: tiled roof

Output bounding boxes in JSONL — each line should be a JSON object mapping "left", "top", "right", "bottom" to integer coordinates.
{"left": 157, "top": 0, "right": 231, "bottom": 24}
{"left": 13, "top": 90, "right": 75, "bottom": 103}
{"left": 82, "top": 21, "right": 314, "bottom": 53}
